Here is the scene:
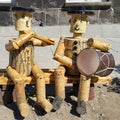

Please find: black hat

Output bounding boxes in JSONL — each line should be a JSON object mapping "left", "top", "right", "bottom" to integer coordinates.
{"left": 12, "top": 6, "right": 35, "bottom": 12}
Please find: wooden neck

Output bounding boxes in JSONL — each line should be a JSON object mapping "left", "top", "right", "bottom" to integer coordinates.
{"left": 73, "top": 33, "right": 82, "bottom": 39}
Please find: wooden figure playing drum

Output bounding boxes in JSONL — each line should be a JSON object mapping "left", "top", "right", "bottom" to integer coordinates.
{"left": 5, "top": 7, "right": 55, "bottom": 117}
{"left": 52, "top": 7, "right": 114, "bottom": 115}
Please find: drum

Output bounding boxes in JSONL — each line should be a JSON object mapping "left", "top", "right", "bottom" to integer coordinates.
{"left": 77, "top": 48, "right": 115, "bottom": 76}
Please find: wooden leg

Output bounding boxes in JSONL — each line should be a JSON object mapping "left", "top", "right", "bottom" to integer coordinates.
{"left": 89, "top": 84, "right": 94, "bottom": 101}
{"left": 15, "top": 81, "right": 30, "bottom": 117}
{"left": 54, "top": 66, "right": 66, "bottom": 99}
{"left": 52, "top": 66, "right": 66, "bottom": 111}
{"left": 6, "top": 66, "right": 30, "bottom": 117}
{"left": 32, "top": 62, "right": 53, "bottom": 112}
{"left": 77, "top": 75, "right": 91, "bottom": 115}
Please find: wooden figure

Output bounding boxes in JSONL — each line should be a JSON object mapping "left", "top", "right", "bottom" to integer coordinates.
{"left": 52, "top": 7, "right": 114, "bottom": 115}
{"left": 5, "top": 7, "right": 54, "bottom": 117}
{"left": 0, "top": 5, "right": 114, "bottom": 117}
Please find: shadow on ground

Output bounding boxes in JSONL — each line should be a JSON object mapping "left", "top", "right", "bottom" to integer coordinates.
{"left": 7, "top": 102, "right": 24, "bottom": 120}
{"left": 114, "top": 64, "right": 120, "bottom": 73}
{"left": 108, "top": 77, "right": 120, "bottom": 93}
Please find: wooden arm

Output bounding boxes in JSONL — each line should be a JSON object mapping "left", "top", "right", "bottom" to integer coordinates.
{"left": 87, "top": 38, "right": 111, "bottom": 52}
{"left": 5, "top": 30, "right": 35, "bottom": 51}
{"left": 5, "top": 29, "right": 55, "bottom": 51}
{"left": 53, "top": 37, "right": 75, "bottom": 68}
{"left": 34, "top": 34, "right": 55, "bottom": 45}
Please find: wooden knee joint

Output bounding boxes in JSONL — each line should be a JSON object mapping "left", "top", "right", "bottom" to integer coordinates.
{"left": 54, "top": 66, "right": 65, "bottom": 77}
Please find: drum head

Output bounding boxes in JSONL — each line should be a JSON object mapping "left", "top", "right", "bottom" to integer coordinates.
{"left": 77, "top": 48, "right": 99, "bottom": 76}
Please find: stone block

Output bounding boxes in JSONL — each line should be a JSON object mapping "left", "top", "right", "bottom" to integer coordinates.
{"left": 40, "top": 0, "right": 65, "bottom": 8}
{"left": 0, "top": 12, "right": 12, "bottom": 26}
{"left": 99, "top": 9, "right": 114, "bottom": 23}
{"left": 33, "top": 12, "right": 45, "bottom": 26}
{"left": 45, "top": 8, "right": 59, "bottom": 26}
{"left": 59, "top": 10, "right": 70, "bottom": 25}
{"left": 113, "top": 7, "right": 120, "bottom": 23}
{"left": 16, "top": 0, "right": 43, "bottom": 8}
{"left": 88, "top": 11, "right": 99, "bottom": 24}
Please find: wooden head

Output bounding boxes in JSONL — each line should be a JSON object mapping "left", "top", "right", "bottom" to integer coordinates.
{"left": 68, "top": 8, "right": 94, "bottom": 38}
{"left": 12, "top": 7, "right": 34, "bottom": 31}
{"left": 69, "top": 14, "right": 89, "bottom": 34}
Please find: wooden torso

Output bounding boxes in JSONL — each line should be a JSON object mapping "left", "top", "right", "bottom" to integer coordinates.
{"left": 64, "top": 37, "right": 88, "bottom": 75}
{"left": 9, "top": 41, "right": 34, "bottom": 77}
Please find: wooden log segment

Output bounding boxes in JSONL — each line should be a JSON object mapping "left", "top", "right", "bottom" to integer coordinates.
{"left": 5, "top": 30, "right": 35, "bottom": 51}
{"left": 54, "top": 37, "right": 65, "bottom": 55}
{"left": 34, "top": 34, "right": 55, "bottom": 45}
{"left": 54, "top": 66, "right": 66, "bottom": 99}
{"left": 87, "top": 38, "right": 111, "bottom": 51}
{"left": 6, "top": 66, "right": 30, "bottom": 117}
{"left": 53, "top": 37, "right": 75, "bottom": 68}
{"left": 9, "top": 41, "right": 34, "bottom": 77}
{"left": 78, "top": 75, "right": 91, "bottom": 102}
{"left": 32, "top": 62, "right": 53, "bottom": 112}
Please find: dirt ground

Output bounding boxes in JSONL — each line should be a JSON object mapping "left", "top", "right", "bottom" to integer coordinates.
{"left": 0, "top": 76, "right": 120, "bottom": 120}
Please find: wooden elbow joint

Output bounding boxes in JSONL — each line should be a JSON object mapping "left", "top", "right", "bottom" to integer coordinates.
{"left": 5, "top": 40, "right": 19, "bottom": 51}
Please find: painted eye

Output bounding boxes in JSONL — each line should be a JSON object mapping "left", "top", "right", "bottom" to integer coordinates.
{"left": 22, "top": 14, "right": 25, "bottom": 18}
{"left": 74, "top": 19, "right": 77, "bottom": 23}
{"left": 69, "top": 19, "right": 71, "bottom": 23}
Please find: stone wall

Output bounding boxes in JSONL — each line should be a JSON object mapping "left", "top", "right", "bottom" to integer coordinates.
{"left": 0, "top": 0, "right": 120, "bottom": 26}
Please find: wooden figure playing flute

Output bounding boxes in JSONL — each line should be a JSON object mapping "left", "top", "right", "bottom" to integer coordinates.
{"left": 52, "top": 7, "right": 113, "bottom": 115}
{"left": 5, "top": 7, "right": 54, "bottom": 117}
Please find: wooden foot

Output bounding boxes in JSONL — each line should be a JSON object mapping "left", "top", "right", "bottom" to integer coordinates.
{"left": 76, "top": 100, "right": 86, "bottom": 115}
{"left": 52, "top": 96, "right": 63, "bottom": 111}
{"left": 37, "top": 99, "right": 53, "bottom": 112}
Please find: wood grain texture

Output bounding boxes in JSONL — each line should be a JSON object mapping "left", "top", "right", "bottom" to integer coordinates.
{"left": 9, "top": 41, "right": 34, "bottom": 77}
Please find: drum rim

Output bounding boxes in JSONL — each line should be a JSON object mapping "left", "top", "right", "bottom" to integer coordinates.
{"left": 77, "top": 48, "right": 100, "bottom": 76}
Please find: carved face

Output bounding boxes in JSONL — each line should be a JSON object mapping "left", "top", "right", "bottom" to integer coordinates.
{"left": 13, "top": 11, "right": 32, "bottom": 31}
{"left": 70, "top": 14, "right": 89, "bottom": 34}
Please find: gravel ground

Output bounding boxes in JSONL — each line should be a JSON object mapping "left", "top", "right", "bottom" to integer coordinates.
{"left": 0, "top": 80, "right": 120, "bottom": 120}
